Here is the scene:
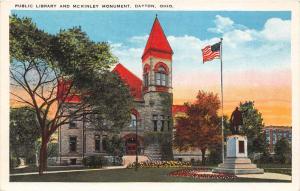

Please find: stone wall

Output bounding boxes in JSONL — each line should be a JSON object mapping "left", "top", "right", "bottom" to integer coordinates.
{"left": 58, "top": 90, "right": 174, "bottom": 165}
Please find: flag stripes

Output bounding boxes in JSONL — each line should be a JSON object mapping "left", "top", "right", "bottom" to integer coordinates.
{"left": 202, "top": 42, "right": 221, "bottom": 63}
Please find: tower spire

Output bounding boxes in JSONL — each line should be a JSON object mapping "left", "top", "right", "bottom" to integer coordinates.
{"left": 142, "top": 16, "right": 173, "bottom": 61}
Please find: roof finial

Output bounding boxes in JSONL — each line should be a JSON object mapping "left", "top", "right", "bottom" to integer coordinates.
{"left": 155, "top": 14, "right": 158, "bottom": 19}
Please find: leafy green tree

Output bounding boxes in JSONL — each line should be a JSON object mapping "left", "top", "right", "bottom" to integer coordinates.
{"left": 10, "top": 107, "right": 40, "bottom": 167}
{"left": 10, "top": 15, "right": 132, "bottom": 174}
{"left": 222, "top": 115, "right": 231, "bottom": 138}
{"left": 208, "top": 143, "right": 222, "bottom": 164}
{"left": 259, "top": 149, "right": 273, "bottom": 164}
{"left": 102, "top": 136, "right": 125, "bottom": 165}
{"left": 238, "top": 101, "right": 267, "bottom": 155}
{"left": 274, "top": 138, "right": 291, "bottom": 164}
{"left": 35, "top": 139, "right": 59, "bottom": 158}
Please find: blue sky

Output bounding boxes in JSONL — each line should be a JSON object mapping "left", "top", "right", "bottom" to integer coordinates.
{"left": 11, "top": 10, "right": 291, "bottom": 73}
{"left": 12, "top": 11, "right": 290, "bottom": 43}
{"left": 11, "top": 10, "right": 292, "bottom": 125}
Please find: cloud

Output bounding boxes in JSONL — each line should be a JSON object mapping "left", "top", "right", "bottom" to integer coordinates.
{"left": 260, "top": 18, "right": 291, "bottom": 41}
{"left": 208, "top": 15, "right": 234, "bottom": 33}
{"left": 111, "top": 15, "right": 291, "bottom": 94}
{"left": 128, "top": 35, "right": 149, "bottom": 44}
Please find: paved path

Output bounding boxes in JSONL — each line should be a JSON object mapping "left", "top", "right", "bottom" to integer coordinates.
{"left": 122, "top": 155, "right": 149, "bottom": 167}
{"left": 237, "top": 172, "right": 291, "bottom": 181}
{"left": 10, "top": 166, "right": 126, "bottom": 176}
{"left": 11, "top": 167, "right": 291, "bottom": 181}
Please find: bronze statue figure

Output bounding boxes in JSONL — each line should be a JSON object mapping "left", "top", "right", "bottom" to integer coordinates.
{"left": 230, "top": 107, "right": 243, "bottom": 134}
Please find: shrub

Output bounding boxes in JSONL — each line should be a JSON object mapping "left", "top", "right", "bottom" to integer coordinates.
{"left": 10, "top": 157, "right": 20, "bottom": 169}
{"left": 82, "top": 156, "right": 108, "bottom": 168}
{"left": 275, "top": 138, "right": 291, "bottom": 164}
{"left": 127, "top": 160, "right": 191, "bottom": 168}
{"left": 258, "top": 151, "right": 273, "bottom": 164}
{"left": 106, "top": 156, "right": 123, "bottom": 166}
{"left": 208, "top": 148, "right": 222, "bottom": 165}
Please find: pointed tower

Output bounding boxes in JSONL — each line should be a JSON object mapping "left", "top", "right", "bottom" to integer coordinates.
{"left": 142, "top": 16, "right": 173, "bottom": 93}
{"left": 142, "top": 16, "right": 174, "bottom": 161}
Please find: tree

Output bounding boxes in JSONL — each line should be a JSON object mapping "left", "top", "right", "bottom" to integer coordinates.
{"left": 102, "top": 136, "right": 125, "bottom": 165}
{"left": 10, "top": 107, "right": 40, "bottom": 167}
{"left": 208, "top": 143, "right": 222, "bottom": 164}
{"left": 274, "top": 138, "right": 291, "bottom": 164}
{"left": 174, "top": 90, "right": 221, "bottom": 165}
{"left": 10, "top": 15, "right": 132, "bottom": 174}
{"left": 238, "top": 101, "right": 267, "bottom": 155}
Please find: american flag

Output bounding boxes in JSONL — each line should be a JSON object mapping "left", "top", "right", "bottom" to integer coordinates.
{"left": 202, "top": 42, "right": 221, "bottom": 63}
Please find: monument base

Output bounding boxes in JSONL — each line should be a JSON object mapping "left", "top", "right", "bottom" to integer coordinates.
{"left": 212, "top": 135, "right": 264, "bottom": 175}
{"left": 212, "top": 157, "right": 264, "bottom": 175}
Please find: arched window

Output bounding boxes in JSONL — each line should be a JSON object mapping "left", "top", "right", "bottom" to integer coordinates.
{"left": 143, "top": 64, "right": 150, "bottom": 87}
{"left": 144, "top": 73, "right": 149, "bottom": 87}
{"left": 130, "top": 114, "right": 137, "bottom": 128}
{"left": 155, "top": 66, "right": 168, "bottom": 86}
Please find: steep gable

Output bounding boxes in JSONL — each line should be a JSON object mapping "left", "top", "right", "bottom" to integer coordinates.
{"left": 112, "top": 63, "right": 143, "bottom": 101}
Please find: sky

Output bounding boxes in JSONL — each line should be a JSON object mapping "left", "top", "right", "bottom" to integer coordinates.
{"left": 12, "top": 10, "right": 291, "bottom": 126}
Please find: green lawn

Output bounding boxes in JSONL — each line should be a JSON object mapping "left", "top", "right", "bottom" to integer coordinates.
{"left": 10, "top": 165, "right": 89, "bottom": 174}
{"left": 256, "top": 163, "right": 292, "bottom": 175}
{"left": 10, "top": 168, "right": 291, "bottom": 182}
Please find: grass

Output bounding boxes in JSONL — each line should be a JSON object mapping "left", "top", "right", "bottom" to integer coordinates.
{"left": 10, "top": 168, "right": 291, "bottom": 182}
{"left": 256, "top": 163, "right": 291, "bottom": 169}
{"left": 10, "top": 165, "right": 88, "bottom": 174}
{"left": 264, "top": 169, "right": 291, "bottom": 176}
{"left": 256, "top": 163, "right": 292, "bottom": 176}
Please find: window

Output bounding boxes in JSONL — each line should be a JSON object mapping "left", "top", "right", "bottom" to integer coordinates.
{"left": 160, "top": 115, "right": 164, "bottom": 132}
{"left": 167, "top": 116, "right": 171, "bottom": 131}
{"left": 102, "top": 136, "right": 108, "bottom": 151}
{"left": 130, "top": 114, "right": 137, "bottom": 128}
{"left": 70, "top": 158, "right": 77, "bottom": 165}
{"left": 265, "top": 129, "right": 270, "bottom": 144}
{"left": 155, "top": 72, "right": 161, "bottom": 85}
{"left": 278, "top": 130, "right": 282, "bottom": 140}
{"left": 95, "top": 135, "right": 100, "bottom": 152}
{"left": 69, "top": 114, "right": 76, "bottom": 128}
{"left": 144, "top": 73, "right": 149, "bottom": 87}
{"left": 69, "top": 136, "right": 77, "bottom": 152}
{"left": 288, "top": 132, "right": 292, "bottom": 142}
{"left": 153, "top": 115, "right": 158, "bottom": 131}
{"left": 155, "top": 66, "right": 168, "bottom": 86}
{"left": 272, "top": 131, "right": 277, "bottom": 145}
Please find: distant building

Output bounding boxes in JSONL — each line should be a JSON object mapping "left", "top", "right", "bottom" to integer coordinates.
{"left": 263, "top": 126, "right": 292, "bottom": 153}
{"left": 172, "top": 105, "right": 204, "bottom": 162}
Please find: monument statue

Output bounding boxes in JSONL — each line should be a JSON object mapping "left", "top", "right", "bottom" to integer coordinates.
{"left": 230, "top": 107, "right": 243, "bottom": 134}
{"left": 213, "top": 107, "right": 264, "bottom": 175}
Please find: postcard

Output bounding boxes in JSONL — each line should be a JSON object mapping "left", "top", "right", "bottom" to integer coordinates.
{"left": 0, "top": 0, "right": 299, "bottom": 191}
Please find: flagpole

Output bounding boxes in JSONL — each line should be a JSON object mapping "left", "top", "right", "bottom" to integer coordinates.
{"left": 220, "top": 38, "right": 224, "bottom": 163}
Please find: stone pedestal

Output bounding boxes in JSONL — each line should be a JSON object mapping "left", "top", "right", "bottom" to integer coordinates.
{"left": 213, "top": 135, "right": 264, "bottom": 175}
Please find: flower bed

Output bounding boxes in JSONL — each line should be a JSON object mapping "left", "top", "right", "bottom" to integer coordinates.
{"left": 169, "top": 168, "right": 237, "bottom": 180}
{"left": 127, "top": 160, "right": 191, "bottom": 168}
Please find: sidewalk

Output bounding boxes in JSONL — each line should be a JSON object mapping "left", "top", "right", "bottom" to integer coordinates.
{"left": 10, "top": 166, "right": 126, "bottom": 176}
{"left": 237, "top": 172, "right": 291, "bottom": 181}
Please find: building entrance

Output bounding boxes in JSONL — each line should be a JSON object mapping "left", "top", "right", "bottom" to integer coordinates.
{"left": 125, "top": 137, "right": 139, "bottom": 155}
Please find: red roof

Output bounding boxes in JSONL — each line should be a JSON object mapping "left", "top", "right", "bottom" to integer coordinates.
{"left": 142, "top": 17, "right": 173, "bottom": 61}
{"left": 172, "top": 105, "right": 188, "bottom": 116}
{"left": 57, "top": 79, "right": 81, "bottom": 103}
{"left": 112, "top": 63, "right": 143, "bottom": 101}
